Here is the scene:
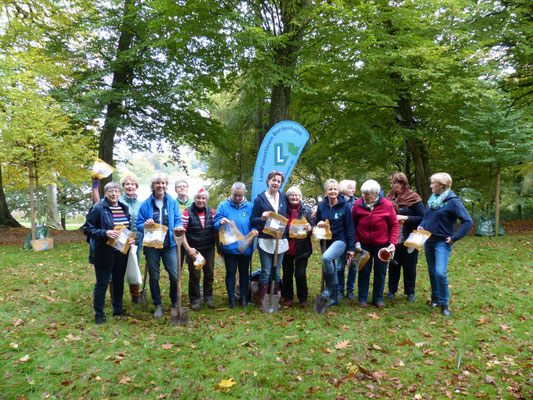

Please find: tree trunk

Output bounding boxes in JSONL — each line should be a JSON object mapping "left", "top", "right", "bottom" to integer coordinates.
{"left": 494, "top": 165, "right": 501, "bottom": 237}
{"left": 29, "top": 164, "right": 36, "bottom": 241}
{"left": 98, "top": 0, "right": 137, "bottom": 198}
{"left": 0, "top": 166, "right": 21, "bottom": 227}
{"left": 46, "top": 183, "right": 63, "bottom": 230}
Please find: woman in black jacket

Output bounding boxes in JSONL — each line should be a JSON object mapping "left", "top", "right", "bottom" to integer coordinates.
{"left": 281, "top": 186, "right": 315, "bottom": 308}
{"left": 385, "top": 172, "right": 425, "bottom": 302}
{"left": 251, "top": 171, "right": 289, "bottom": 310}
{"left": 84, "top": 182, "right": 133, "bottom": 324}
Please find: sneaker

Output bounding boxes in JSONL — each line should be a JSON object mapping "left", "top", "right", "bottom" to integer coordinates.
{"left": 337, "top": 293, "right": 344, "bottom": 301}
{"left": 95, "top": 315, "right": 106, "bottom": 324}
{"left": 359, "top": 302, "right": 369, "bottom": 308}
{"left": 373, "top": 301, "right": 385, "bottom": 309}
{"left": 153, "top": 304, "right": 163, "bottom": 318}
{"left": 191, "top": 302, "right": 201, "bottom": 311}
{"left": 386, "top": 292, "right": 395, "bottom": 299}
{"left": 205, "top": 297, "right": 215, "bottom": 309}
{"left": 347, "top": 292, "right": 356, "bottom": 300}
{"left": 283, "top": 300, "right": 292, "bottom": 308}
{"left": 407, "top": 294, "right": 416, "bottom": 302}
{"left": 240, "top": 297, "right": 248, "bottom": 307}
{"left": 426, "top": 299, "right": 439, "bottom": 309}
{"left": 441, "top": 306, "right": 452, "bottom": 317}
{"left": 300, "top": 301, "right": 307, "bottom": 308}
{"left": 112, "top": 310, "right": 123, "bottom": 317}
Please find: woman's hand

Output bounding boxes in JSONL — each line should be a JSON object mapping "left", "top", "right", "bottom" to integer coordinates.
{"left": 261, "top": 211, "right": 271, "bottom": 221}
{"left": 220, "top": 217, "right": 230, "bottom": 225}
{"left": 145, "top": 218, "right": 155, "bottom": 226}
{"left": 397, "top": 215, "right": 408, "bottom": 222}
{"left": 317, "top": 220, "right": 325, "bottom": 228}
{"left": 445, "top": 237, "right": 453, "bottom": 244}
{"left": 305, "top": 223, "right": 312, "bottom": 232}
{"left": 388, "top": 244, "right": 396, "bottom": 253}
{"left": 187, "top": 248, "right": 198, "bottom": 258}
{"left": 106, "top": 230, "right": 118, "bottom": 239}
{"left": 128, "top": 238, "right": 136, "bottom": 245}
{"left": 251, "top": 230, "right": 259, "bottom": 237}
{"left": 417, "top": 225, "right": 424, "bottom": 230}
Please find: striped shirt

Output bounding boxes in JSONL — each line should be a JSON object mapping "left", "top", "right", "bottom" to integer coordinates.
{"left": 182, "top": 208, "right": 216, "bottom": 231}
{"left": 110, "top": 205, "right": 129, "bottom": 228}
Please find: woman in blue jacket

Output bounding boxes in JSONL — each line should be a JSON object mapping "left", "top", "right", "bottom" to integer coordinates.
{"left": 419, "top": 173, "right": 473, "bottom": 317}
{"left": 136, "top": 173, "right": 183, "bottom": 318}
{"left": 214, "top": 182, "right": 258, "bottom": 308}
{"left": 316, "top": 179, "right": 355, "bottom": 307}
{"left": 84, "top": 182, "right": 133, "bottom": 324}
{"left": 251, "top": 171, "right": 288, "bottom": 310}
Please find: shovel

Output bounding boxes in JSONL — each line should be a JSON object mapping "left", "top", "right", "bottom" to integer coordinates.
{"left": 140, "top": 254, "right": 149, "bottom": 308}
{"left": 262, "top": 237, "right": 280, "bottom": 314}
{"left": 171, "top": 229, "right": 188, "bottom": 326}
{"left": 314, "top": 240, "right": 328, "bottom": 314}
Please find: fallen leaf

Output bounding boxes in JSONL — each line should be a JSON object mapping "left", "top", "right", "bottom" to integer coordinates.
{"left": 13, "top": 318, "right": 23, "bottom": 327}
{"left": 335, "top": 340, "right": 351, "bottom": 350}
{"left": 476, "top": 317, "right": 492, "bottom": 325}
{"left": 366, "top": 312, "right": 380, "bottom": 320}
{"left": 499, "top": 324, "right": 512, "bottom": 332}
{"left": 18, "top": 355, "right": 30, "bottom": 363}
{"left": 372, "top": 344, "right": 383, "bottom": 351}
{"left": 41, "top": 295, "right": 56, "bottom": 302}
{"left": 215, "top": 378, "right": 236, "bottom": 390}
{"left": 64, "top": 334, "right": 81, "bottom": 342}
{"left": 9, "top": 343, "right": 19, "bottom": 349}
{"left": 161, "top": 343, "right": 173, "bottom": 350}
{"left": 119, "top": 376, "right": 132, "bottom": 384}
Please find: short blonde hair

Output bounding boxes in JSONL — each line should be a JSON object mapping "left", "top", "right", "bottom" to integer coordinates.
{"left": 286, "top": 186, "right": 302, "bottom": 198}
{"left": 324, "top": 179, "right": 338, "bottom": 192}
{"left": 120, "top": 173, "right": 139, "bottom": 188}
{"left": 150, "top": 173, "right": 169, "bottom": 191}
{"left": 339, "top": 179, "right": 356, "bottom": 195}
{"left": 430, "top": 173, "right": 452, "bottom": 190}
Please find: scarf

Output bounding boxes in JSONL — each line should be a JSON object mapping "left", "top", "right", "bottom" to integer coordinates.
{"left": 386, "top": 188, "right": 422, "bottom": 208}
{"left": 427, "top": 190, "right": 450, "bottom": 210}
{"left": 364, "top": 197, "right": 380, "bottom": 211}
{"left": 228, "top": 195, "right": 248, "bottom": 209}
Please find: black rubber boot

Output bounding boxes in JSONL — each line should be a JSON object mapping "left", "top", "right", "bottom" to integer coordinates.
{"left": 326, "top": 287, "right": 339, "bottom": 307}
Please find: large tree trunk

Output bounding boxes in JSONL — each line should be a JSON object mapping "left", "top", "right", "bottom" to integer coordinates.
{"left": 46, "top": 183, "right": 62, "bottom": 230}
{"left": 0, "top": 166, "right": 21, "bottom": 227}
{"left": 29, "top": 164, "right": 36, "bottom": 241}
{"left": 494, "top": 165, "right": 501, "bottom": 237}
{"left": 396, "top": 93, "right": 431, "bottom": 202}
{"left": 266, "top": 0, "right": 310, "bottom": 131}
{"left": 98, "top": 0, "right": 137, "bottom": 197}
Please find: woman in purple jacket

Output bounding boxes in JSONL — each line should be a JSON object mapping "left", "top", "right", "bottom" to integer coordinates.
{"left": 419, "top": 173, "right": 473, "bottom": 317}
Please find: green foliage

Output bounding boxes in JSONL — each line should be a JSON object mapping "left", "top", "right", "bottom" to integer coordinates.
{"left": 0, "top": 235, "right": 532, "bottom": 398}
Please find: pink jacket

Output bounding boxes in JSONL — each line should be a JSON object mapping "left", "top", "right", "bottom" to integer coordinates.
{"left": 352, "top": 194, "right": 399, "bottom": 246}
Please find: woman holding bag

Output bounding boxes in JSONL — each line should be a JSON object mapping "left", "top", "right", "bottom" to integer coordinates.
{"left": 84, "top": 182, "right": 134, "bottom": 324}
{"left": 251, "top": 171, "right": 289, "bottom": 310}
{"left": 214, "top": 182, "right": 258, "bottom": 308}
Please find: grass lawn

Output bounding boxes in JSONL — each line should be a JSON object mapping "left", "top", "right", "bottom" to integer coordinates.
{"left": 0, "top": 236, "right": 531, "bottom": 399}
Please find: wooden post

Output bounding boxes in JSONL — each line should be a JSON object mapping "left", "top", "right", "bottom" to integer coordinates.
{"left": 494, "top": 166, "right": 501, "bottom": 237}
{"left": 29, "top": 164, "right": 36, "bottom": 241}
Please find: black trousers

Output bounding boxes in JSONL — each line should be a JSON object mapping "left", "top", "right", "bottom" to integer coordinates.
{"left": 187, "top": 248, "right": 215, "bottom": 304}
{"left": 388, "top": 244, "right": 418, "bottom": 295}
{"left": 281, "top": 254, "right": 309, "bottom": 303}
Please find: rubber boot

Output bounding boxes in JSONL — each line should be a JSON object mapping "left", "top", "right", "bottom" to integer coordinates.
{"left": 326, "top": 287, "right": 339, "bottom": 307}
{"left": 130, "top": 284, "right": 141, "bottom": 303}
{"left": 320, "top": 273, "right": 334, "bottom": 299}
{"left": 259, "top": 283, "right": 269, "bottom": 309}
{"left": 274, "top": 282, "right": 281, "bottom": 296}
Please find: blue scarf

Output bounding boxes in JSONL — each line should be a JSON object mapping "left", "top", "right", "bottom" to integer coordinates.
{"left": 427, "top": 190, "right": 450, "bottom": 210}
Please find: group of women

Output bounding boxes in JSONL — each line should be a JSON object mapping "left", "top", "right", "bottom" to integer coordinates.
{"left": 84, "top": 170, "right": 472, "bottom": 324}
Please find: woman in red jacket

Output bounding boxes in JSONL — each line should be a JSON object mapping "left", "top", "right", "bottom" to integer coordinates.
{"left": 352, "top": 180, "right": 399, "bottom": 308}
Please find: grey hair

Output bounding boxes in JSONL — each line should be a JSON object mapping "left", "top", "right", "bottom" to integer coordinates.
{"left": 104, "top": 181, "right": 121, "bottom": 193}
{"left": 174, "top": 179, "right": 189, "bottom": 191}
{"left": 231, "top": 182, "right": 247, "bottom": 192}
{"left": 360, "top": 179, "right": 381, "bottom": 194}
{"left": 286, "top": 186, "right": 302, "bottom": 198}
{"left": 324, "top": 179, "right": 339, "bottom": 192}
{"left": 339, "top": 179, "right": 356, "bottom": 195}
{"left": 150, "top": 173, "right": 169, "bottom": 191}
{"left": 193, "top": 188, "right": 209, "bottom": 201}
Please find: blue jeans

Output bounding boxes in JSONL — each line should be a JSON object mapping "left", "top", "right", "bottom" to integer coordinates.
{"left": 144, "top": 246, "right": 178, "bottom": 306}
{"left": 358, "top": 244, "right": 388, "bottom": 303}
{"left": 223, "top": 253, "right": 251, "bottom": 299}
{"left": 337, "top": 253, "right": 357, "bottom": 295}
{"left": 258, "top": 247, "right": 285, "bottom": 284}
{"left": 322, "top": 241, "right": 346, "bottom": 281}
{"left": 425, "top": 240, "right": 452, "bottom": 306}
{"left": 93, "top": 251, "right": 128, "bottom": 316}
